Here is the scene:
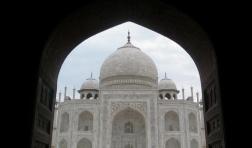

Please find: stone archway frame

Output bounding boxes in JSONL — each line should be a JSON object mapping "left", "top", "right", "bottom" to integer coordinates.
{"left": 38, "top": 2, "right": 223, "bottom": 148}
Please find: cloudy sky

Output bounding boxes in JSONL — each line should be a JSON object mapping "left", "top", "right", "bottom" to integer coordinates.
{"left": 57, "top": 22, "right": 202, "bottom": 102}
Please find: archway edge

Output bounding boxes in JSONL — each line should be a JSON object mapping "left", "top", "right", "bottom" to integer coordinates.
{"left": 40, "top": 1, "right": 216, "bottom": 88}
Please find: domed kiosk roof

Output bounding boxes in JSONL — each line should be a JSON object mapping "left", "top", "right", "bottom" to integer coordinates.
{"left": 159, "top": 73, "right": 178, "bottom": 91}
{"left": 80, "top": 74, "right": 99, "bottom": 90}
{"left": 99, "top": 32, "right": 158, "bottom": 89}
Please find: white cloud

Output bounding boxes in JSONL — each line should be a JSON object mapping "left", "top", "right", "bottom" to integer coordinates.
{"left": 57, "top": 22, "right": 202, "bottom": 102}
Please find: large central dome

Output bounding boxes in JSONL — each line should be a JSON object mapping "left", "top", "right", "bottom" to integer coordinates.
{"left": 100, "top": 32, "right": 158, "bottom": 89}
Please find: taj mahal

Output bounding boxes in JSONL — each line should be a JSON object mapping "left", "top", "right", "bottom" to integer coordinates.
{"left": 51, "top": 32, "right": 206, "bottom": 148}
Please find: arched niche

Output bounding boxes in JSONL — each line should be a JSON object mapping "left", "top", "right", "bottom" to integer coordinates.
{"left": 77, "top": 138, "right": 92, "bottom": 148}
{"left": 173, "top": 94, "right": 177, "bottom": 99}
{"left": 159, "top": 94, "right": 163, "bottom": 99}
{"left": 189, "top": 112, "right": 198, "bottom": 133}
{"left": 112, "top": 108, "right": 146, "bottom": 148}
{"left": 60, "top": 112, "right": 69, "bottom": 133}
{"left": 78, "top": 111, "right": 93, "bottom": 131}
{"left": 81, "top": 94, "right": 85, "bottom": 99}
{"left": 124, "top": 144, "right": 133, "bottom": 148}
{"left": 165, "top": 138, "right": 180, "bottom": 148}
{"left": 59, "top": 139, "right": 67, "bottom": 148}
{"left": 190, "top": 139, "right": 199, "bottom": 148}
{"left": 94, "top": 94, "right": 98, "bottom": 99}
{"left": 165, "top": 93, "right": 171, "bottom": 99}
{"left": 165, "top": 111, "right": 180, "bottom": 131}
{"left": 86, "top": 93, "right": 92, "bottom": 99}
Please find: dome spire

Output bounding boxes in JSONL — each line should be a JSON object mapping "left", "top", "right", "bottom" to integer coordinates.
{"left": 163, "top": 72, "right": 169, "bottom": 79}
{"left": 87, "top": 72, "right": 94, "bottom": 80}
{"left": 182, "top": 88, "right": 185, "bottom": 100}
{"left": 127, "top": 30, "right": 131, "bottom": 43}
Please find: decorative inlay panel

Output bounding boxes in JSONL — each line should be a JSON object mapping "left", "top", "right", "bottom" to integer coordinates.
{"left": 111, "top": 101, "right": 147, "bottom": 117}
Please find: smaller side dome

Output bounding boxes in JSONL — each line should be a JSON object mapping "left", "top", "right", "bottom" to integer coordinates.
{"left": 186, "top": 96, "right": 193, "bottom": 101}
{"left": 79, "top": 75, "right": 99, "bottom": 91}
{"left": 158, "top": 74, "right": 178, "bottom": 91}
{"left": 64, "top": 96, "right": 71, "bottom": 101}
{"left": 159, "top": 79, "right": 177, "bottom": 90}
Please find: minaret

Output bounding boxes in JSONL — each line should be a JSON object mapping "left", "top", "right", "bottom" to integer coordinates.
{"left": 196, "top": 92, "right": 199, "bottom": 103}
{"left": 165, "top": 72, "right": 167, "bottom": 79}
{"left": 73, "top": 88, "right": 76, "bottom": 99}
{"left": 64, "top": 86, "right": 67, "bottom": 99}
{"left": 182, "top": 88, "right": 185, "bottom": 100}
{"left": 190, "top": 86, "right": 194, "bottom": 101}
{"left": 59, "top": 91, "right": 62, "bottom": 103}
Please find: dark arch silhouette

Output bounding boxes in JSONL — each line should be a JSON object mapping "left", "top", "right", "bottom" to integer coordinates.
{"left": 22, "top": 2, "right": 229, "bottom": 148}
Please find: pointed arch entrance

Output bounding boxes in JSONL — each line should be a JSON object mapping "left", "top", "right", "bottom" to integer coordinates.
{"left": 112, "top": 108, "right": 146, "bottom": 148}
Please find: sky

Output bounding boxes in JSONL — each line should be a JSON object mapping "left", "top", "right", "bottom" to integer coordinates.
{"left": 57, "top": 22, "right": 202, "bottom": 102}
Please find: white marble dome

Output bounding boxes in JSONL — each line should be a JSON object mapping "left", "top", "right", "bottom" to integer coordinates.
{"left": 159, "top": 78, "right": 178, "bottom": 90}
{"left": 80, "top": 78, "right": 99, "bottom": 90}
{"left": 99, "top": 37, "right": 158, "bottom": 89}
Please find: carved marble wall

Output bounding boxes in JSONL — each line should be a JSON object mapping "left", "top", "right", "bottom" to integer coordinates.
{"left": 53, "top": 91, "right": 205, "bottom": 148}
{"left": 100, "top": 91, "right": 157, "bottom": 148}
